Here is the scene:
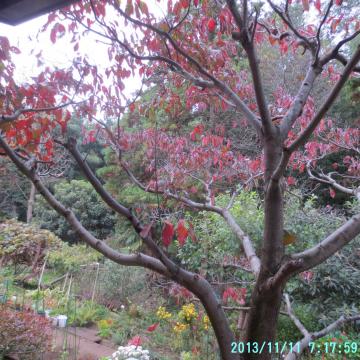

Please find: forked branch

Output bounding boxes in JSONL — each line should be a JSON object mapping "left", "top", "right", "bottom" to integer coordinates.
{"left": 284, "top": 293, "right": 360, "bottom": 360}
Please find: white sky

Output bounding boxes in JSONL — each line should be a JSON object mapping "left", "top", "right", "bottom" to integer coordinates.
{"left": 0, "top": 1, "right": 167, "bottom": 99}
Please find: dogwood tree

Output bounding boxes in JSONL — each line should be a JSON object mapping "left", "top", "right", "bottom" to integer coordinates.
{"left": 0, "top": 0, "right": 359, "bottom": 359}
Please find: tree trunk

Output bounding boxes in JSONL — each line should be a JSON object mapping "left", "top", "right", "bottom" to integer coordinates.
{"left": 243, "top": 137, "right": 285, "bottom": 360}
{"left": 26, "top": 182, "right": 36, "bottom": 223}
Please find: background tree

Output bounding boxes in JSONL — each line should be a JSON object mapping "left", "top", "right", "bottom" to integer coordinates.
{"left": 34, "top": 179, "right": 117, "bottom": 243}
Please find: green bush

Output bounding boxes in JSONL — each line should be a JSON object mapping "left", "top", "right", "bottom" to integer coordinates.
{"left": 67, "top": 300, "right": 109, "bottom": 327}
{"left": 0, "top": 219, "right": 61, "bottom": 270}
{"left": 48, "top": 242, "right": 103, "bottom": 273}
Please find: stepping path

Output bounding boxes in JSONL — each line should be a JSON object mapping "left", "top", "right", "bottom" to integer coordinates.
{"left": 44, "top": 326, "right": 117, "bottom": 360}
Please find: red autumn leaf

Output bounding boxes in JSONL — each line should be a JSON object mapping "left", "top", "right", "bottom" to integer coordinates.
{"left": 138, "top": 0, "right": 149, "bottom": 16}
{"left": 268, "top": 35, "right": 277, "bottom": 46}
{"left": 331, "top": 18, "right": 341, "bottom": 33}
{"left": 50, "top": 23, "right": 66, "bottom": 44}
{"left": 128, "top": 335, "right": 142, "bottom": 346}
{"left": 314, "top": 0, "right": 321, "bottom": 12}
{"left": 129, "top": 103, "right": 136, "bottom": 112}
{"left": 222, "top": 287, "right": 238, "bottom": 303}
{"left": 335, "top": 0, "right": 342, "bottom": 4}
{"left": 180, "top": 0, "right": 189, "bottom": 8}
{"left": 190, "top": 124, "right": 204, "bottom": 141}
{"left": 177, "top": 219, "right": 188, "bottom": 246}
{"left": 249, "top": 159, "right": 261, "bottom": 172}
{"left": 287, "top": 176, "right": 296, "bottom": 186}
{"left": 147, "top": 322, "right": 159, "bottom": 332}
{"left": 302, "top": 0, "right": 309, "bottom": 11}
{"left": 329, "top": 188, "right": 336, "bottom": 198}
{"left": 194, "top": 0, "right": 199, "bottom": 7}
{"left": 207, "top": 18, "right": 216, "bottom": 32}
{"left": 162, "top": 221, "right": 174, "bottom": 247}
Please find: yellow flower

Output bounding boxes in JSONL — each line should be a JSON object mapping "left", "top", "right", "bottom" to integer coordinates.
{"left": 179, "top": 303, "right": 197, "bottom": 323}
{"left": 203, "top": 315, "right": 210, "bottom": 330}
{"left": 156, "top": 306, "right": 172, "bottom": 320}
{"left": 173, "top": 322, "right": 189, "bottom": 333}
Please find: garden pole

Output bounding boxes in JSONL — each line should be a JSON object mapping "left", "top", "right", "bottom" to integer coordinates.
{"left": 91, "top": 262, "right": 100, "bottom": 303}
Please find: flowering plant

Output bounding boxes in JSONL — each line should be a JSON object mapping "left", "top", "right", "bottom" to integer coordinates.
{"left": 178, "top": 303, "right": 197, "bottom": 324}
{"left": 156, "top": 306, "right": 172, "bottom": 320}
{"left": 109, "top": 345, "right": 150, "bottom": 360}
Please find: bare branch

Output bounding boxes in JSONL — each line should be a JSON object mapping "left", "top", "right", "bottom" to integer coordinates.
{"left": 267, "top": 0, "right": 315, "bottom": 53}
{"left": 0, "top": 100, "right": 84, "bottom": 126}
{"left": 284, "top": 294, "right": 310, "bottom": 338}
{"left": 314, "top": 0, "right": 334, "bottom": 64}
{"left": 284, "top": 312, "right": 360, "bottom": 360}
{"left": 291, "top": 212, "right": 360, "bottom": 272}
{"left": 222, "top": 209, "right": 261, "bottom": 276}
{"left": 280, "top": 64, "right": 322, "bottom": 137}
{"left": 306, "top": 162, "right": 360, "bottom": 201}
{"left": 289, "top": 45, "right": 360, "bottom": 153}
{"left": 321, "top": 28, "right": 360, "bottom": 67}
{"left": 332, "top": 53, "right": 360, "bottom": 73}
{"left": 227, "top": 0, "right": 273, "bottom": 134}
{"left": 262, "top": 260, "right": 303, "bottom": 291}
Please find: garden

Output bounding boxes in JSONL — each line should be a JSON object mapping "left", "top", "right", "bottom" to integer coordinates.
{"left": 0, "top": 191, "right": 359, "bottom": 359}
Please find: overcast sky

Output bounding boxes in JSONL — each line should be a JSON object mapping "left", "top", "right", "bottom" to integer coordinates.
{"left": 0, "top": 1, "right": 167, "bottom": 98}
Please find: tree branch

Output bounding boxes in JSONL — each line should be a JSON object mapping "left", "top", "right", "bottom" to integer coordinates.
{"left": 222, "top": 209, "right": 261, "bottom": 276}
{"left": 284, "top": 294, "right": 310, "bottom": 338}
{"left": 332, "top": 53, "right": 360, "bottom": 73}
{"left": 284, "top": 312, "right": 360, "bottom": 360}
{"left": 314, "top": 0, "right": 334, "bottom": 64}
{"left": 280, "top": 65, "right": 321, "bottom": 137}
{"left": 289, "top": 45, "right": 360, "bottom": 153}
{"left": 226, "top": 0, "right": 272, "bottom": 134}
{"left": 306, "top": 162, "right": 360, "bottom": 201}
{"left": 291, "top": 212, "right": 360, "bottom": 272}
{"left": 0, "top": 101, "right": 83, "bottom": 126}
{"left": 267, "top": 0, "right": 315, "bottom": 53}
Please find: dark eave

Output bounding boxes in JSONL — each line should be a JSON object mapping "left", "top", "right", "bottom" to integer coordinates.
{"left": 0, "top": 0, "right": 80, "bottom": 26}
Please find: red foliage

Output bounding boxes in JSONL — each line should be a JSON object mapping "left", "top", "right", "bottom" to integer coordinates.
{"left": 169, "top": 284, "right": 193, "bottom": 305}
{"left": 127, "top": 335, "right": 142, "bottom": 346}
{"left": 147, "top": 322, "right": 159, "bottom": 332}
{"left": 207, "top": 18, "right": 216, "bottom": 32}
{"left": 222, "top": 287, "right": 247, "bottom": 305}
{"left": 162, "top": 221, "right": 174, "bottom": 247}
{"left": 177, "top": 219, "right": 189, "bottom": 246}
{"left": 50, "top": 23, "right": 66, "bottom": 43}
{"left": 0, "top": 307, "right": 52, "bottom": 357}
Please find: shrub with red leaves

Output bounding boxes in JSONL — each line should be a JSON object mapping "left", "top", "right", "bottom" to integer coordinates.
{"left": 0, "top": 306, "right": 52, "bottom": 359}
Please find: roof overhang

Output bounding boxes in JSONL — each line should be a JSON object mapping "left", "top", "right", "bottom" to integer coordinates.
{"left": 0, "top": 0, "right": 80, "bottom": 26}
